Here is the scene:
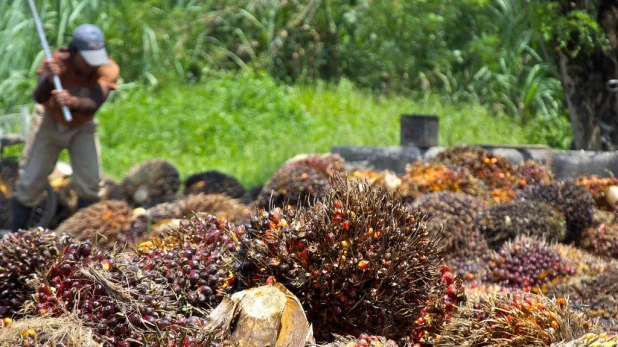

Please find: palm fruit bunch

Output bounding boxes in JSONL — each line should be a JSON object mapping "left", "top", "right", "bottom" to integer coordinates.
{"left": 183, "top": 170, "right": 246, "bottom": 200}
{"left": 553, "top": 242, "right": 618, "bottom": 276}
{"left": 100, "top": 177, "right": 126, "bottom": 201}
{"left": 514, "top": 159, "right": 555, "bottom": 188}
{"left": 0, "top": 158, "right": 19, "bottom": 229}
{"left": 485, "top": 236, "right": 576, "bottom": 294}
{"left": 120, "top": 158, "right": 180, "bottom": 208}
{"left": 435, "top": 291, "right": 594, "bottom": 347}
{"left": 255, "top": 153, "right": 347, "bottom": 209}
{"left": 348, "top": 169, "right": 402, "bottom": 195}
{"left": 412, "top": 192, "right": 491, "bottom": 285}
{"left": 319, "top": 334, "right": 399, "bottom": 347}
{"left": 0, "top": 315, "right": 102, "bottom": 347}
{"left": 434, "top": 145, "right": 518, "bottom": 202}
{"left": 399, "top": 161, "right": 484, "bottom": 201}
{"left": 574, "top": 175, "right": 618, "bottom": 212}
{"left": 577, "top": 222, "right": 618, "bottom": 260}
{"left": 553, "top": 333, "right": 618, "bottom": 346}
{"left": 130, "top": 193, "right": 249, "bottom": 242}
{"left": 31, "top": 239, "right": 206, "bottom": 347}
{"left": 518, "top": 181, "right": 595, "bottom": 243}
{"left": 181, "top": 193, "right": 248, "bottom": 222}
{"left": 55, "top": 200, "right": 139, "bottom": 249}
{"left": 236, "top": 179, "right": 464, "bottom": 344}
{"left": 0, "top": 228, "right": 69, "bottom": 319}
{"left": 475, "top": 199, "right": 567, "bottom": 249}
{"left": 546, "top": 271, "right": 618, "bottom": 332}
{"left": 133, "top": 214, "right": 242, "bottom": 316}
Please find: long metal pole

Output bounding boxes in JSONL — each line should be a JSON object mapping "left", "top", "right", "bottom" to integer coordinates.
{"left": 27, "top": 0, "right": 72, "bottom": 122}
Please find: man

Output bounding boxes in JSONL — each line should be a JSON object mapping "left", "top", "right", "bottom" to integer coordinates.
{"left": 11, "top": 24, "right": 120, "bottom": 232}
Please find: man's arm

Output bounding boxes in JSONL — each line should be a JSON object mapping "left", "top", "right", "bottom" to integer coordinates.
{"left": 51, "top": 84, "right": 111, "bottom": 115}
{"left": 32, "top": 74, "right": 55, "bottom": 104}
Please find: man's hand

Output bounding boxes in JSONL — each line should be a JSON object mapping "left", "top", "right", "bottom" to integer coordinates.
{"left": 51, "top": 90, "right": 77, "bottom": 108}
{"left": 41, "top": 58, "right": 63, "bottom": 82}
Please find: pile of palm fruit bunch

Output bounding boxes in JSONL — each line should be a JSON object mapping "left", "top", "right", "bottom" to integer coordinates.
{"left": 5, "top": 148, "right": 618, "bottom": 346}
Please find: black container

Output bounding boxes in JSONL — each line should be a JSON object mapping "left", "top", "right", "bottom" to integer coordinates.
{"left": 400, "top": 114, "right": 439, "bottom": 147}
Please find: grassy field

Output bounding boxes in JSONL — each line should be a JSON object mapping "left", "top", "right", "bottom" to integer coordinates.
{"left": 93, "top": 71, "right": 539, "bottom": 188}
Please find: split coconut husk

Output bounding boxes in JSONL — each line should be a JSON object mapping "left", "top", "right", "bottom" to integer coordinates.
{"left": 207, "top": 282, "right": 314, "bottom": 346}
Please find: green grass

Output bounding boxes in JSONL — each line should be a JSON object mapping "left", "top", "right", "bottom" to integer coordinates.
{"left": 95, "top": 71, "right": 538, "bottom": 188}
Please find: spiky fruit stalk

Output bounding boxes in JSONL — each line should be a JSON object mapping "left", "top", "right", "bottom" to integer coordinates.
{"left": 553, "top": 333, "right": 618, "bottom": 346}
{"left": 435, "top": 291, "right": 595, "bottom": 347}
{"left": 237, "top": 179, "right": 463, "bottom": 344}
{"left": 476, "top": 200, "right": 567, "bottom": 249}
{"left": 518, "top": 181, "right": 595, "bottom": 243}
{"left": 547, "top": 271, "right": 618, "bottom": 332}
{"left": 0, "top": 228, "right": 69, "bottom": 319}
{"left": 55, "top": 200, "right": 139, "bottom": 249}
{"left": 0, "top": 315, "right": 101, "bottom": 347}
{"left": 121, "top": 158, "right": 180, "bottom": 208}
{"left": 485, "top": 236, "right": 576, "bottom": 294}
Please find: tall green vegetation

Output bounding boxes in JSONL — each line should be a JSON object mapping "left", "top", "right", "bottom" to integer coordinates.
{"left": 1, "top": 0, "right": 572, "bottom": 148}
{"left": 96, "top": 72, "right": 536, "bottom": 186}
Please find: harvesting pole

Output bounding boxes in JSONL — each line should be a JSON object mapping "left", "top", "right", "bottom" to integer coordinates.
{"left": 27, "top": 0, "right": 72, "bottom": 122}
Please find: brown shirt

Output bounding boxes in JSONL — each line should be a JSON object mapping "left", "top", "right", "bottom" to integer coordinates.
{"left": 36, "top": 48, "right": 120, "bottom": 126}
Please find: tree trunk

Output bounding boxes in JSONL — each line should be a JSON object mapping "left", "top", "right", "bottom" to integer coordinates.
{"left": 555, "top": 0, "right": 618, "bottom": 150}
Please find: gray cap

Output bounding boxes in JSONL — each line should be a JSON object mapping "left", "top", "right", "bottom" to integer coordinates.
{"left": 71, "top": 24, "right": 109, "bottom": 66}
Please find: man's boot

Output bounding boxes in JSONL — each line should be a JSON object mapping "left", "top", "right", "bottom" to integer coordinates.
{"left": 11, "top": 198, "right": 32, "bottom": 233}
{"left": 77, "top": 198, "right": 98, "bottom": 210}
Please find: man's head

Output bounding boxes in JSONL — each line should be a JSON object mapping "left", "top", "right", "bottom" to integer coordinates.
{"left": 70, "top": 24, "right": 109, "bottom": 67}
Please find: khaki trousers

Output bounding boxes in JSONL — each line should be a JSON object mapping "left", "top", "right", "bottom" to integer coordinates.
{"left": 14, "top": 106, "right": 101, "bottom": 207}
